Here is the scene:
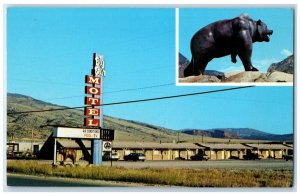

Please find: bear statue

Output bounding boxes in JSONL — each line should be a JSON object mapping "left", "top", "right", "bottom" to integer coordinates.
{"left": 184, "top": 14, "right": 273, "bottom": 77}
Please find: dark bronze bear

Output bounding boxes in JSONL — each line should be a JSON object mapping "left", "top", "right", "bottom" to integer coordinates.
{"left": 184, "top": 14, "right": 273, "bottom": 77}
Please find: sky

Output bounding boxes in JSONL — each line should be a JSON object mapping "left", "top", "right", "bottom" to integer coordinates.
{"left": 6, "top": 7, "right": 294, "bottom": 134}
{"left": 179, "top": 8, "right": 294, "bottom": 73}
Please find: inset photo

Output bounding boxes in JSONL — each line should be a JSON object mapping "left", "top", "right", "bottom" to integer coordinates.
{"left": 177, "top": 8, "right": 294, "bottom": 85}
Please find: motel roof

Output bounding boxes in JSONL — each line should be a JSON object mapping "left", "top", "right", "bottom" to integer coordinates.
{"left": 55, "top": 139, "right": 292, "bottom": 151}
{"left": 56, "top": 139, "right": 202, "bottom": 150}
{"left": 112, "top": 141, "right": 203, "bottom": 150}
{"left": 244, "top": 143, "right": 292, "bottom": 150}
{"left": 283, "top": 144, "right": 293, "bottom": 148}
{"left": 57, "top": 139, "right": 91, "bottom": 148}
{"left": 197, "top": 143, "right": 252, "bottom": 150}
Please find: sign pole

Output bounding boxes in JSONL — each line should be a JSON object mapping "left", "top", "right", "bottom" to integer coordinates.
{"left": 92, "top": 53, "right": 103, "bottom": 165}
{"left": 53, "top": 138, "right": 57, "bottom": 165}
{"left": 90, "top": 53, "right": 96, "bottom": 164}
{"left": 110, "top": 141, "right": 113, "bottom": 167}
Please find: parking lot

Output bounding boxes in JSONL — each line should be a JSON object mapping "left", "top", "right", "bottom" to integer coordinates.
{"left": 103, "top": 159, "right": 293, "bottom": 170}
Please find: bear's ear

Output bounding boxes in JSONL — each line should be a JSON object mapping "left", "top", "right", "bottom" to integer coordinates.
{"left": 257, "top": 19, "right": 262, "bottom": 25}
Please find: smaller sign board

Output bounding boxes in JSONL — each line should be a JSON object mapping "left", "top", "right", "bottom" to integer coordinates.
{"left": 53, "top": 127, "right": 100, "bottom": 139}
{"left": 103, "top": 141, "right": 112, "bottom": 151}
{"left": 100, "top": 128, "right": 115, "bottom": 141}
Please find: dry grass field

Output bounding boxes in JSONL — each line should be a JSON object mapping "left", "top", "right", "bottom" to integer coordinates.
{"left": 7, "top": 160, "right": 293, "bottom": 187}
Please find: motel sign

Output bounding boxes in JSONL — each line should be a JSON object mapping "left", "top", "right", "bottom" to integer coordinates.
{"left": 84, "top": 54, "right": 105, "bottom": 127}
{"left": 52, "top": 53, "right": 113, "bottom": 166}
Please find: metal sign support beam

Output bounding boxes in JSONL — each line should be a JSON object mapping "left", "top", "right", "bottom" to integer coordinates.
{"left": 53, "top": 138, "right": 57, "bottom": 165}
{"left": 92, "top": 53, "right": 104, "bottom": 165}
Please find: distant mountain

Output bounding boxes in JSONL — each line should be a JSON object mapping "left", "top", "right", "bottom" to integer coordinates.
{"left": 7, "top": 93, "right": 292, "bottom": 142}
{"left": 267, "top": 55, "right": 294, "bottom": 74}
{"left": 182, "top": 128, "right": 293, "bottom": 141}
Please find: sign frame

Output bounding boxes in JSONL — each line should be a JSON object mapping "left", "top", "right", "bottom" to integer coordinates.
{"left": 53, "top": 127, "right": 101, "bottom": 139}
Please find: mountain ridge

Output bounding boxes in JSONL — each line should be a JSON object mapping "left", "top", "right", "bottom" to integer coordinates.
{"left": 7, "top": 93, "right": 292, "bottom": 142}
{"left": 181, "top": 128, "right": 293, "bottom": 141}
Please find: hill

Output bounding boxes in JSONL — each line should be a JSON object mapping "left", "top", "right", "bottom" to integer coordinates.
{"left": 7, "top": 93, "right": 214, "bottom": 143}
{"left": 7, "top": 93, "right": 292, "bottom": 143}
{"left": 267, "top": 55, "right": 294, "bottom": 74}
{"left": 182, "top": 128, "right": 293, "bottom": 141}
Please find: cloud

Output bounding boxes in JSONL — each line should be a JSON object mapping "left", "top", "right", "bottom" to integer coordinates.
{"left": 281, "top": 49, "right": 293, "bottom": 57}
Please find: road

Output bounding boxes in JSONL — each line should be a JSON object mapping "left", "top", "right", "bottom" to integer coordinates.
{"left": 6, "top": 174, "right": 137, "bottom": 188}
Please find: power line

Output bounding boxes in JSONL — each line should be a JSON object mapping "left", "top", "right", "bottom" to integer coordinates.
{"left": 28, "top": 82, "right": 175, "bottom": 101}
{"left": 8, "top": 64, "right": 172, "bottom": 88}
{"left": 7, "top": 86, "right": 255, "bottom": 115}
{"left": 103, "top": 83, "right": 175, "bottom": 94}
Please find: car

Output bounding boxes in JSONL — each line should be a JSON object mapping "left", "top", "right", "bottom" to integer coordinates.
{"left": 243, "top": 153, "right": 264, "bottom": 160}
{"left": 124, "top": 153, "right": 146, "bottom": 161}
{"left": 190, "top": 154, "right": 209, "bottom": 161}
{"left": 283, "top": 155, "right": 293, "bottom": 161}
{"left": 102, "top": 152, "right": 120, "bottom": 161}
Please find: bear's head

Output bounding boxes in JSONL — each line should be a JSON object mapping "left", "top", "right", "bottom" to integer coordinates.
{"left": 256, "top": 19, "right": 273, "bottom": 42}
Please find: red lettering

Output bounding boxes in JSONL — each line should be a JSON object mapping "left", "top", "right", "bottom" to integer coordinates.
{"left": 85, "top": 75, "right": 101, "bottom": 85}
{"left": 85, "top": 86, "right": 101, "bottom": 95}
{"left": 84, "top": 108, "right": 100, "bottom": 116}
{"left": 85, "top": 97, "right": 100, "bottom": 106}
{"left": 85, "top": 118, "right": 100, "bottom": 127}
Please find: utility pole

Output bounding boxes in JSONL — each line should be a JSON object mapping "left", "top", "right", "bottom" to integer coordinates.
{"left": 177, "top": 132, "right": 179, "bottom": 143}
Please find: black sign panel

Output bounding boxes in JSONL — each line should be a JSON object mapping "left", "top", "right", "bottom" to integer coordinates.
{"left": 100, "top": 128, "right": 114, "bottom": 141}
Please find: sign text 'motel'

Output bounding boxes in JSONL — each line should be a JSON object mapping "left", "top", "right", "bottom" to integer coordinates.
{"left": 84, "top": 54, "right": 104, "bottom": 127}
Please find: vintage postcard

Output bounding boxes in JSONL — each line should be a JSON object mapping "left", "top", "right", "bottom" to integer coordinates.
{"left": 4, "top": 6, "right": 294, "bottom": 191}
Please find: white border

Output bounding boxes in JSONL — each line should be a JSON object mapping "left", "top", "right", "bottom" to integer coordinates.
{"left": 175, "top": 8, "right": 179, "bottom": 81}
{"left": 2, "top": 1, "right": 298, "bottom": 194}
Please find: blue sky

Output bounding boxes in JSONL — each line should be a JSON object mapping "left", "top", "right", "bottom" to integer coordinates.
{"left": 7, "top": 7, "right": 293, "bottom": 134}
{"left": 179, "top": 8, "right": 294, "bottom": 73}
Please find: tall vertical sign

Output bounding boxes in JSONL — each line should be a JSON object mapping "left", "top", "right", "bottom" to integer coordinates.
{"left": 84, "top": 53, "right": 105, "bottom": 165}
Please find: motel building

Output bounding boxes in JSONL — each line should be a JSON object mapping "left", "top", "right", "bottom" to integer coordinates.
{"left": 243, "top": 143, "right": 293, "bottom": 159}
{"left": 37, "top": 138, "right": 203, "bottom": 162}
{"left": 196, "top": 143, "right": 253, "bottom": 160}
{"left": 112, "top": 141, "right": 202, "bottom": 160}
{"left": 35, "top": 136, "right": 293, "bottom": 163}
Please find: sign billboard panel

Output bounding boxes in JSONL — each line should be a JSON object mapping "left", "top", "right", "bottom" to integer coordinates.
{"left": 53, "top": 127, "right": 100, "bottom": 139}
